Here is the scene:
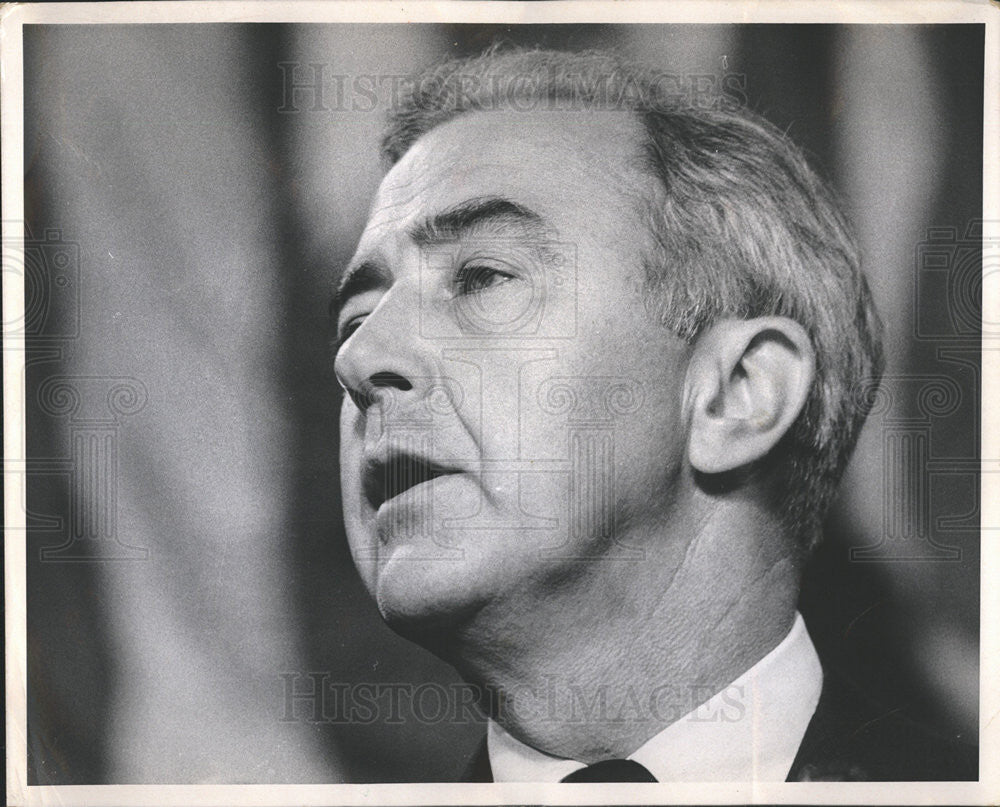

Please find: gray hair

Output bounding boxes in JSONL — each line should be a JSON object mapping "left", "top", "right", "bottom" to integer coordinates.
{"left": 381, "top": 47, "right": 884, "bottom": 547}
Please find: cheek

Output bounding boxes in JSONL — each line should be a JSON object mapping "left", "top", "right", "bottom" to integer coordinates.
{"left": 338, "top": 403, "right": 362, "bottom": 503}
{"left": 338, "top": 400, "right": 357, "bottom": 460}
{"left": 612, "top": 385, "right": 689, "bottom": 520}
{"left": 338, "top": 403, "right": 379, "bottom": 583}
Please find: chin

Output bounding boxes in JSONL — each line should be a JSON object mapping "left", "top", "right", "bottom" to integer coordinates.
{"left": 372, "top": 551, "right": 485, "bottom": 649}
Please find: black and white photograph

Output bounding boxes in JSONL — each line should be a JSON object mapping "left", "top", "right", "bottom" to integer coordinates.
{"left": 3, "top": 2, "right": 998, "bottom": 804}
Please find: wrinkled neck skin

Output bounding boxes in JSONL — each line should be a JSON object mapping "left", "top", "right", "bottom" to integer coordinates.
{"left": 400, "top": 496, "right": 801, "bottom": 764}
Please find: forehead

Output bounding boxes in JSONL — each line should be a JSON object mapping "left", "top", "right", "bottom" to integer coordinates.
{"left": 358, "top": 110, "right": 653, "bottom": 248}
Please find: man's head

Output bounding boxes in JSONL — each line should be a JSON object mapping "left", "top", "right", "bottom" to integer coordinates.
{"left": 333, "top": 47, "right": 883, "bottom": 647}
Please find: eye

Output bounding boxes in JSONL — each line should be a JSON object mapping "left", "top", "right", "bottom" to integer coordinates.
{"left": 336, "top": 315, "right": 366, "bottom": 348}
{"left": 454, "top": 263, "right": 517, "bottom": 296}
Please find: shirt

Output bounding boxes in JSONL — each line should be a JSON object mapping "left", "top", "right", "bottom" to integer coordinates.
{"left": 487, "top": 611, "right": 823, "bottom": 782}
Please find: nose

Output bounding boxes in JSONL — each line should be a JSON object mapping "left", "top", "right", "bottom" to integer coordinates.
{"left": 334, "top": 282, "right": 428, "bottom": 413}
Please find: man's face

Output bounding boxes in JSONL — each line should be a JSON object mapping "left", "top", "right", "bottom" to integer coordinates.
{"left": 335, "top": 110, "right": 692, "bottom": 636}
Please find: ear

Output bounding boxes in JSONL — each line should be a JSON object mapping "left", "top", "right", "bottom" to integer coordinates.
{"left": 685, "top": 317, "right": 815, "bottom": 475}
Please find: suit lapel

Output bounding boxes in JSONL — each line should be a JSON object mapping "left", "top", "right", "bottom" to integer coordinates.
{"left": 462, "top": 735, "right": 493, "bottom": 782}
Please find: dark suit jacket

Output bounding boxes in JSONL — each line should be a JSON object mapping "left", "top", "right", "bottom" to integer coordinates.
{"left": 464, "top": 670, "right": 978, "bottom": 782}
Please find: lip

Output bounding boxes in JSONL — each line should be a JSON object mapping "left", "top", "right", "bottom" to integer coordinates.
{"left": 362, "top": 450, "right": 462, "bottom": 510}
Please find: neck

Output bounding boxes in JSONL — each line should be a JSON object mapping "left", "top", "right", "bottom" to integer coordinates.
{"left": 440, "top": 505, "right": 800, "bottom": 763}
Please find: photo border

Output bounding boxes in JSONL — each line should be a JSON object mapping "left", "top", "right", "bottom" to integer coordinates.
{"left": 3, "top": 1, "right": 998, "bottom": 805}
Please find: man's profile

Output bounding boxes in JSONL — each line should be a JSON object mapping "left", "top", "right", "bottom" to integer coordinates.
{"left": 331, "top": 47, "right": 977, "bottom": 782}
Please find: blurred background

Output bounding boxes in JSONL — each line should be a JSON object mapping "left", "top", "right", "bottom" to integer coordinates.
{"left": 21, "top": 23, "right": 983, "bottom": 783}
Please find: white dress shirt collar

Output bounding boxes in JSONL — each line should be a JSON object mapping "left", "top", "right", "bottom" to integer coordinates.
{"left": 487, "top": 611, "right": 822, "bottom": 782}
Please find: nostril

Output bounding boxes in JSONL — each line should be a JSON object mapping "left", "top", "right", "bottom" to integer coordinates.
{"left": 370, "top": 371, "right": 412, "bottom": 391}
{"left": 346, "top": 386, "right": 375, "bottom": 411}
{"left": 343, "top": 372, "right": 413, "bottom": 412}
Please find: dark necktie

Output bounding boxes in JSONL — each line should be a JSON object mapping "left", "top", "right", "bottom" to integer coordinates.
{"left": 560, "top": 759, "right": 658, "bottom": 782}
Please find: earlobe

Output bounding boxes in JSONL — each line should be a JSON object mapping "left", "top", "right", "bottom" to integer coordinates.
{"left": 686, "top": 317, "right": 815, "bottom": 475}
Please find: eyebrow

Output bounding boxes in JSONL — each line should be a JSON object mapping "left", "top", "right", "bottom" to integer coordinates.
{"left": 408, "top": 195, "right": 548, "bottom": 247}
{"left": 331, "top": 196, "right": 550, "bottom": 321}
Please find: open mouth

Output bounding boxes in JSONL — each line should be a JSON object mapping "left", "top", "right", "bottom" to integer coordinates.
{"left": 362, "top": 452, "right": 458, "bottom": 510}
